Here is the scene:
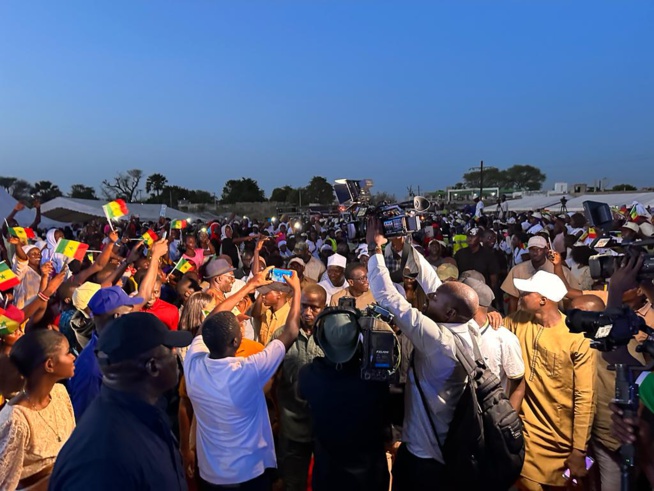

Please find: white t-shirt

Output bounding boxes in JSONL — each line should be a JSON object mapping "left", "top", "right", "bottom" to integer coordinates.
{"left": 184, "top": 336, "right": 286, "bottom": 485}
{"left": 478, "top": 321, "right": 525, "bottom": 393}
{"left": 475, "top": 201, "right": 484, "bottom": 218}
{"left": 526, "top": 223, "right": 544, "bottom": 235}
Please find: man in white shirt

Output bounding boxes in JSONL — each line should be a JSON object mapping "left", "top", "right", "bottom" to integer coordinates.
{"left": 184, "top": 267, "right": 301, "bottom": 489}
{"left": 474, "top": 197, "right": 484, "bottom": 218}
{"left": 460, "top": 276, "right": 524, "bottom": 409}
{"left": 526, "top": 212, "right": 544, "bottom": 235}
{"left": 317, "top": 253, "right": 348, "bottom": 304}
{"left": 365, "top": 218, "right": 481, "bottom": 490}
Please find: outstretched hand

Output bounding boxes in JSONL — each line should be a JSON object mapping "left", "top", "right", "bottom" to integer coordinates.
{"left": 250, "top": 266, "right": 274, "bottom": 288}
{"left": 366, "top": 216, "right": 388, "bottom": 248}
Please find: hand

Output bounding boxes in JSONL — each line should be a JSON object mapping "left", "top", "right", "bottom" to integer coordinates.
{"left": 564, "top": 449, "right": 588, "bottom": 481}
{"left": 549, "top": 250, "right": 563, "bottom": 268}
{"left": 609, "top": 253, "right": 645, "bottom": 299}
{"left": 126, "top": 241, "right": 145, "bottom": 264}
{"left": 8, "top": 236, "right": 20, "bottom": 246}
{"left": 13, "top": 202, "right": 25, "bottom": 212}
{"left": 285, "top": 270, "right": 301, "bottom": 291}
{"left": 150, "top": 238, "right": 168, "bottom": 259}
{"left": 610, "top": 402, "right": 639, "bottom": 445}
{"left": 40, "top": 262, "right": 54, "bottom": 277}
{"left": 43, "top": 268, "right": 67, "bottom": 297}
{"left": 32, "top": 199, "right": 41, "bottom": 209}
{"left": 108, "top": 230, "right": 119, "bottom": 243}
{"left": 255, "top": 237, "right": 267, "bottom": 252}
{"left": 181, "top": 449, "right": 196, "bottom": 479}
{"left": 487, "top": 311, "right": 503, "bottom": 330}
{"left": 249, "top": 266, "right": 274, "bottom": 288}
{"left": 366, "top": 216, "right": 388, "bottom": 248}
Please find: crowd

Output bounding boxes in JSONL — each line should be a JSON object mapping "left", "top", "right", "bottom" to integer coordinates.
{"left": 1, "top": 195, "right": 654, "bottom": 491}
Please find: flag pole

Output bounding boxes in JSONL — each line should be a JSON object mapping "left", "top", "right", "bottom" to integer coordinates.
{"left": 166, "top": 258, "right": 183, "bottom": 280}
{"left": 103, "top": 206, "right": 115, "bottom": 232}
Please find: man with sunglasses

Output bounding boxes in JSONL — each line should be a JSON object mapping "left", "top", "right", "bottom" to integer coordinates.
{"left": 329, "top": 263, "right": 376, "bottom": 310}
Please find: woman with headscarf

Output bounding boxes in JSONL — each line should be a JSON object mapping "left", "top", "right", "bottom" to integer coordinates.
{"left": 0, "top": 329, "right": 76, "bottom": 490}
{"left": 9, "top": 237, "right": 47, "bottom": 310}
{"left": 40, "top": 229, "right": 67, "bottom": 274}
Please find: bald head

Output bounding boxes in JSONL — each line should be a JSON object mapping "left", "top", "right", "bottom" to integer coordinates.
{"left": 424, "top": 281, "right": 479, "bottom": 323}
{"left": 569, "top": 294, "right": 606, "bottom": 313}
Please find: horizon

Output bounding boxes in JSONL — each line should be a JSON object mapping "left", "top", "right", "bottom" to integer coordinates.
{"left": 1, "top": 1, "right": 653, "bottom": 197}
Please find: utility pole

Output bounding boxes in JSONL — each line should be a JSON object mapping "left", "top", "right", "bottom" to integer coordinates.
{"left": 480, "top": 160, "right": 484, "bottom": 198}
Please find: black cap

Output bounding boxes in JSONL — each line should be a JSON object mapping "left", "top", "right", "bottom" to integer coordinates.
{"left": 97, "top": 312, "right": 193, "bottom": 363}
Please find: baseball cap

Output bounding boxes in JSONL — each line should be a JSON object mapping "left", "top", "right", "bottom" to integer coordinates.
{"left": 436, "top": 263, "right": 459, "bottom": 282}
{"left": 294, "top": 242, "right": 309, "bottom": 253}
{"left": 88, "top": 286, "right": 144, "bottom": 316}
{"left": 288, "top": 257, "right": 305, "bottom": 268}
{"left": 72, "top": 282, "right": 102, "bottom": 311}
{"left": 621, "top": 222, "right": 639, "bottom": 233}
{"left": 459, "top": 270, "right": 486, "bottom": 283}
{"left": 316, "top": 312, "right": 360, "bottom": 364}
{"left": 97, "top": 312, "right": 193, "bottom": 364}
{"left": 640, "top": 222, "right": 654, "bottom": 238}
{"left": 257, "top": 282, "right": 292, "bottom": 295}
{"left": 513, "top": 271, "right": 567, "bottom": 302}
{"left": 532, "top": 212, "right": 543, "bottom": 220}
{"left": 461, "top": 277, "right": 495, "bottom": 307}
{"left": 527, "top": 236, "right": 548, "bottom": 249}
{"left": 467, "top": 228, "right": 480, "bottom": 236}
{"left": 205, "top": 258, "right": 235, "bottom": 279}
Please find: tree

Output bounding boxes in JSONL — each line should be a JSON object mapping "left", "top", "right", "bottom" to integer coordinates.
{"left": 270, "top": 186, "right": 296, "bottom": 203}
{"left": 220, "top": 178, "right": 266, "bottom": 204}
{"left": 9, "top": 179, "right": 34, "bottom": 201}
{"left": 145, "top": 173, "right": 168, "bottom": 198}
{"left": 501, "top": 164, "right": 546, "bottom": 191}
{"left": 611, "top": 184, "right": 637, "bottom": 191}
{"left": 101, "top": 169, "right": 143, "bottom": 202}
{"left": 70, "top": 184, "right": 98, "bottom": 199}
{"left": 372, "top": 192, "right": 397, "bottom": 205}
{"left": 0, "top": 177, "right": 17, "bottom": 193}
{"left": 33, "top": 180, "right": 63, "bottom": 202}
{"left": 462, "top": 167, "right": 504, "bottom": 189}
{"left": 303, "top": 176, "right": 334, "bottom": 205}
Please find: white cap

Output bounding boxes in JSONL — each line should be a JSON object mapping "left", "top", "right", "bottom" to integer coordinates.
{"left": 622, "top": 222, "right": 639, "bottom": 233}
{"left": 640, "top": 222, "right": 654, "bottom": 237}
{"left": 327, "top": 253, "right": 347, "bottom": 269}
{"left": 513, "top": 271, "right": 568, "bottom": 302}
{"left": 288, "top": 257, "right": 305, "bottom": 268}
{"left": 532, "top": 212, "right": 542, "bottom": 219}
{"left": 527, "top": 236, "right": 548, "bottom": 249}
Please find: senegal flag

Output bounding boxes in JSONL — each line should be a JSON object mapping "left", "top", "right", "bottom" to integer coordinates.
{"left": 0, "top": 313, "right": 19, "bottom": 336}
{"left": 171, "top": 219, "right": 188, "bottom": 229}
{"left": 0, "top": 262, "right": 20, "bottom": 291}
{"left": 174, "top": 258, "right": 193, "bottom": 274}
{"left": 54, "top": 239, "right": 90, "bottom": 262}
{"left": 8, "top": 227, "right": 36, "bottom": 241}
{"left": 141, "top": 229, "right": 158, "bottom": 247}
{"left": 103, "top": 199, "right": 129, "bottom": 219}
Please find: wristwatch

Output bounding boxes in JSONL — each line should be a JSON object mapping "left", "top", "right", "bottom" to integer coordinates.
{"left": 368, "top": 242, "right": 382, "bottom": 255}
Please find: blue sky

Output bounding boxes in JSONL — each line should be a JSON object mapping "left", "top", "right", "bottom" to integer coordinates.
{"left": 1, "top": 1, "right": 652, "bottom": 199}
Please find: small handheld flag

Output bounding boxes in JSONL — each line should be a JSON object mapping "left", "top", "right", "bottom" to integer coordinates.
{"left": 141, "top": 229, "right": 158, "bottom": 247}
{"left": 174, "top": 258, "right": 193, "bottom": 274}
{"left": 171, "top": 219, "right": 188, "bottom": 230}
{"left": 8, "top": 227, "right": 36, "bottom": 241}
{"left": 54, "top": 239, "right": 90, "bottom": 262}
{"left": 0, "top": 312, "right": 20, "bottom": 336}
{"left": 0, "top": 262, "right": 20, "bottom": 291}
{"left": 103, "top": 199, "right": 129, "bottom": 220}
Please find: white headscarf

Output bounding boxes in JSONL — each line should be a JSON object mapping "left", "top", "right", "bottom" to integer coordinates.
{"left": 41, "top": 228, "right": 67, "bottom": 271}
{"left": 221, "top": 224, "right": 232, "bottom": 241}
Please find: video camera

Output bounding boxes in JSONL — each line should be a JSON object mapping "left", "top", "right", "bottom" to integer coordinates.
{"left": 566, "top": 307, "right": 654, "bottom": 355}
{"left": 333, "top": 179, "right": 430, "bottom": 240}
{"left": 314, "top": 296, "right": 401, "bottom": 382}
{"left": 582, "top": 200, "right": 654, "bottom": 281}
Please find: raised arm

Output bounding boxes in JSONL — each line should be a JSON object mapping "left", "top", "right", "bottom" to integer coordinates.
{"left": 275, "top": 270, "right": 301, "bottom": 351}
{"left": 72, "top": 231, "right": 119, "bottom": 286}
{"left": 211, "top": 266, "right": 273, "bottom": 315}
{"left": 136, "top": 238, "right": 168, "bottom": 309}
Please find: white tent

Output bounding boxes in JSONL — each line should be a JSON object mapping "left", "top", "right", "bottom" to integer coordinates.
{"left": 563, "top": 193, "right": 654, "bottom": 213}
{"left": 485, "top": 194, "right": 572, "bottom": 213}
{"left": 0, "top": 189, "right": 66, "bottom": 230}
{"left": 41, "top": 197, "right": 203, "bottom": 224}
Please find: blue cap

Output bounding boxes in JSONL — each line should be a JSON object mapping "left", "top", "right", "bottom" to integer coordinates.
{"left": 88, "top": 286, "right": 144, "bottom": 316}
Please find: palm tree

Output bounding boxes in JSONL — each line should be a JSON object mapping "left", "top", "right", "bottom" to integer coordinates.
{"left": 146, "top": 173, "right": 168, "bottom": 198}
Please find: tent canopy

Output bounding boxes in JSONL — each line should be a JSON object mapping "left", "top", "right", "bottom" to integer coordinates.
{"left": 41, "top": 197, "right": 203, "bottom": 224}
{"left": 0, "top": 189, "right": 66, "bottom": 230}
{"left": 485, "top": 192, "right": 654, "bottom": 214}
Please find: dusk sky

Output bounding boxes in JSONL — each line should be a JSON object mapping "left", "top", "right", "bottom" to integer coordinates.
{"left": 1, "top": 1, "right": 652, "bottom": 199}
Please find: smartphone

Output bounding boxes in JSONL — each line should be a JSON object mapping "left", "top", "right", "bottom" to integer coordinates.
{"left": 269, "top": 268, "right": 293, "bottom": 283}
{"left": 563, "top": 456, "right": 594, "bottom": 485}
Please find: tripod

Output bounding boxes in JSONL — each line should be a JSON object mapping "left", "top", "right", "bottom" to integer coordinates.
{"left": 560, "top": 197, "right": 568, "bottom": 215}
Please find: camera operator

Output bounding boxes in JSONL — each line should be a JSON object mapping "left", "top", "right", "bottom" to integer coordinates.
{"left": 607, "top": 254, "right": 654, "bottom": 487}
{"left": 365, "top": 217, "right": 481, "bottom": 490}
{"left": 297, "top": 297, "right": 391, "bottom": 491}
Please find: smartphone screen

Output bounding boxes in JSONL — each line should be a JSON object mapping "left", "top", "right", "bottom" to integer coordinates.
{"left": 563, "top": 456, "right": 594, "bottom": 484}
{"left": 270, "top": 268, "right": 293, "bottom": 283}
